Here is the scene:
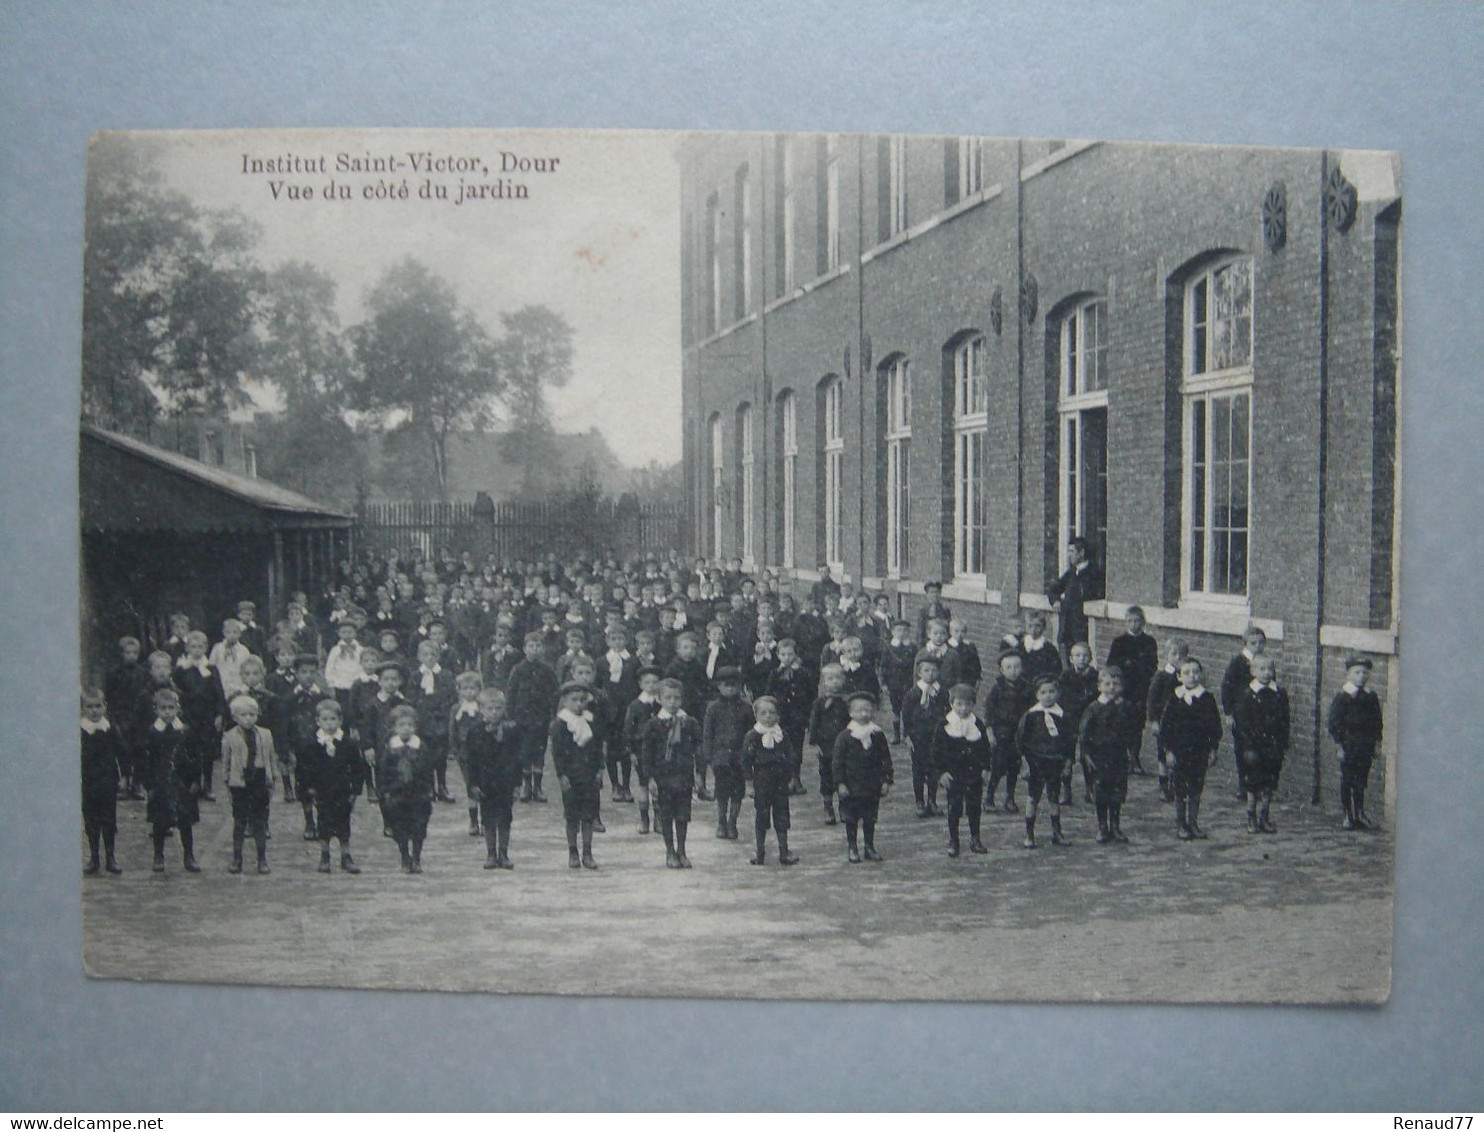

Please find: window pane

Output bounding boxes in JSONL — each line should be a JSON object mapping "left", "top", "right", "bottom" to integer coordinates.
{"left": 1232, "top": 392, "right": 1250, "bottom": 458}
{"left": 1230, "top": 530, "right": 1248, "bottom": 594}
{"left": 1191, "top": 277, "right": 1208, "bottom": 374}
{"left": 1213, "top": 463, "right": 1231, "bottom": 528}
{"left": 1065, "top": 317, "right": 1078, "bottom": 396}
{"left": 1214, "top": 530, "right": 1231, "bottom": 594}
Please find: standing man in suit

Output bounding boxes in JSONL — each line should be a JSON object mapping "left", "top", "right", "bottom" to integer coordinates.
{"left": 1047, "top": 537, "right": 1104, "bottom": 662}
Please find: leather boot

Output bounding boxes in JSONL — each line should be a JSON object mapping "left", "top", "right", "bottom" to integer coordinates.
{"left": 777, "top": 830, "right": 798, "bottom": 865}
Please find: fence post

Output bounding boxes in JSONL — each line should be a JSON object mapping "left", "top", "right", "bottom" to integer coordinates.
{"left": 472, "top": 491, "right": 496, "bottom": 562}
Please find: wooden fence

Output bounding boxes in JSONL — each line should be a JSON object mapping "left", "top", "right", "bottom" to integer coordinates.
{"left": 354, "top": 494, "right": 685, "bottom": 563}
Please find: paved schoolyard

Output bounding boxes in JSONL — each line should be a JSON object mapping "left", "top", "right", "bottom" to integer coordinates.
{"left": 81, "top": 742, "right": 1392, "bottom": 1004}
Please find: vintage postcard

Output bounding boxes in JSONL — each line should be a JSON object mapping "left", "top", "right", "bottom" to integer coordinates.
{"left": 78, "top": 128, "right": 1399, "bottom": 1002}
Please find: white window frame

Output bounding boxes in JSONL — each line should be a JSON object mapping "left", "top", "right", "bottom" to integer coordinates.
{"left": 888, "top": 136, "right": 908, "bottom": 236}
{"left": 957, "top": 137, "right": 982, "bottom": 199}
{"left": 780, "top": 392, "right": 798, "bottom": 568}
{"left": 780, "top": 142, "right": 796, "bottom": 294}
{"left": 1058, "top": 299, "right": 1110, "bottom": 574}
{"left": 823, "top": 377, "right": 844, "bottom": 577}
{"left": 739, "top": 404, "right": 755, "bottom": 566}
{"left": 1181, "top": 256, "right": 1255, "bottom": 603}
{"left": 884, "top": 357, "right": 911, "bottom": 577}
{"left": 952, "top": 336, "right": 988, "bottom": 581}
{"left": 825, "top": 137, "right": 841, "bottom": 271}
{"left": 709, "top": 414, "right": 724, "bottom": 558}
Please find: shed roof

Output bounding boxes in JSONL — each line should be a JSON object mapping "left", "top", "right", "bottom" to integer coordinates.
{"left": 81, "top": 424, "right": 353, "bottom": 533}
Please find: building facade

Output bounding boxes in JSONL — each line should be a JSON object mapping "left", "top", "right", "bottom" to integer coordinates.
{"left": 680, "top": 133, "right": 1401, "bottom": 806}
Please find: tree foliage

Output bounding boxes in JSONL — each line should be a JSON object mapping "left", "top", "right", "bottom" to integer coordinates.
{"left": 494, "top": 304, "right": 576, "bottom": 496}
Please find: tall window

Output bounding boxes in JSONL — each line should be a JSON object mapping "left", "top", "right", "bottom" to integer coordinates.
{"left": 887, "top": 136, "right": 908, "bottom": 236}
{"left": 777, "top": 139, "right": 796, "bottom": 295}
{"left": 883, "top": 357, "right": 911, "bottom": 576}
{"left": 734, "top": 166, "right": 752, "bottom": 320}
{"left": 737, "top": 403, "right": 755, "bottom": 563}
{"left": 1182, "top": 257, "right": 1254, "bottom": 598}
{"left": 709, "top": 413, "right": 724, "bottom": 558}
{"left": 952, "top": 336, "right": 988, "bottom": 578}
{"left": 779, "top": 391, "right": 798, "bottom": 568}
{"left": 822, "top": 376, "right": 844, "bottom": 575}
{"left": 957, "top": 137, "right": 982, "bottom": 198}
{"left": 1059, "top": 299, "right": 1109, "bottom": 570}
{"left": 705, "top": 193, "right": 721, "bottom": 333}
{"left": 820, "top": 135, "right": 841, "bottom": 272}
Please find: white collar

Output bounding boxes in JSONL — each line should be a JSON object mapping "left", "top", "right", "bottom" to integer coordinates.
{"left": 153, "top": 718, "right": 186, "bottom": 732}
{"left": 81, "top": 717, "right": 111, "bottom": 733}
{"left": 657, "top": 707, "right": 686, "bottom": 721}
{"left": 1163, "top": 663, "right": 1179, "bottom": 674}
{"left": 1097, "top": 693, "right": 1117, "bottom": 704}
{"left": 846, "top": 720, "right": 880, "bottom": 743}
{"left": 389, "top": 734, "right": 421, "bottom": 749}
{"left": 753, "top": 722, "right": 784, "bottom": 747}
{"left": 638, "top": 692, "right": 658, "bottom": 704}
{"left": 456, "top": 701, "right": 479, "bottom": 717}
{"left": 1174, "top": 686, "right": 1206, "bottom": 704}
{"left": 1023, "top": 636, "right": 1049, "bottom": 651}
{"left": 916, "top": 679, "right": 939, "bottom": 694}
{"left": 1028, "top": 703, "right": 1064, "bottom": 716}
{"left": 316, "top": 728, "right": 344, "bottom": 745}
{"left": 839, "top": 658, "right": 860, "bottom": 671}
{"left": 1249, "top": 679, "right": 1278, "bottom": 693}
{"left": 1242, "top": 648, "right": 1257, "bottom": 661}
{"left": 943, "top": 711, "right": 981, "bottom": 741}
{"left": 1342, "top": 682, "right": 1365, "bottom": 697}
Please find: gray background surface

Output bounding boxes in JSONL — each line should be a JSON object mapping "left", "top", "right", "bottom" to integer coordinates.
{"left": 2, "top": 0, "right": 1480, "bottom": 1111}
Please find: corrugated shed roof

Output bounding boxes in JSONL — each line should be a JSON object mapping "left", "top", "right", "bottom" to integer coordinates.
{"left": 81, "top": 424, "right": 352, "bottom": 529}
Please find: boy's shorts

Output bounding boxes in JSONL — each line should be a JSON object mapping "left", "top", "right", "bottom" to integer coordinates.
{"left": 838, "top": 794, "right": 880, "bottom": 824}
{"left": 653, "top": 782, "right": 692, "bottom": 823}
{"left": 1025, "top": 755, "right": 1065, "bottom": 802}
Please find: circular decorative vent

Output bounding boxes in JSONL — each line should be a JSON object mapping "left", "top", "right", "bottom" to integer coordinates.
{"left": 1019, "top": 271, "right": 1039, "bottom": 323}
{"left": 989, "top": 286, "right": 1003, "bottom": 336}
{"left": 1263, "top": 181, "right": 1287, "bottom": 251}
{"left": 1325, "top": 165, "right": 1357, "bottom": 233}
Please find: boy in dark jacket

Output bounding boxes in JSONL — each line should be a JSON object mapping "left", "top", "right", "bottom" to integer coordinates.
{"left": 410, "top": 639, "right": 459, "bottom": 804}
{"left": 1104, "top": 606, "right": 1158, "bottom": 775}
{"left": 506, "top": 631, "right": 559, "bottom": 803}
{"left": 1220, "top": 625, "right": 1268, "bottom": 800}
{"left": 80, "top": 689, "right": 123, "bottom": 875}
{"left": 449, "top": 670, "right": 485, "bottom": 836}
{"left": 879, "top": 618, "right": 918, "bottom": 744}
{"left": 295, "top": 698, "right": 365, "bottom": 874}
{"left": 623, "top": 665, "right": 665, "bottom": 834}
{"left": 378, "top": 704, "right": 433, "bottom": 873}
{"left": 1057, "top": 642, "right": 1100, "bottom": 805}
{"left": 1146, "top": 637, "right": 1189, "bottom": 804}
{"left": 1327, "top": 656, "right": 1384, "bottom": 831}
{"left": 550, "top": 681, "right": 603, "bottom": 869}
{"left": 931, "top": 683, "right": 990, "bottom": 857}
{"left": 902, "top": 652, "right": 948, "bottom": 818}
{"left": 104, "top": 638, "right": 149, "bottom": 800}
{"left": 832, "top": 691, "right": 893, "bottom": 862}
{"left": 1077, "top": 666, "right": 1138, "bottom": 844}
{"left": 1002, "top": 611, "right": 1059, "bottom": 687}
{"left": 638, "top": 678, "right": 702, "bottom": 868}
{"left": 981, "top": 650, "right": 1032, "bottom": 813}
{"left": 1160, "top": 658, "right": 1224, "bottom": 840}
{"left": 1233, "top": 653, "right": 1290, "bottom": 834}
{"left": 807, "top": 663, "right": 851, "bottom": 825}
{"left": 142, "top": 687, "right": 201, "bottom": 874}
{"left": 764, "top": 638, "right": 815, "bottom": 796}
{"left": 702, "top": 667, "right": 752, "bottom": 840}
{"left": 466, "top": 687, "right": 524, "bottom": 868}
{"left": 1017, "top": 675, "right": 1074, "bottom": 848}
{"left": 742, "top": 695, "right": 798, "bottom": 866}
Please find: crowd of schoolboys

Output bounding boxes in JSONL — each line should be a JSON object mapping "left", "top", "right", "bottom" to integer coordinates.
{"left": 81, "top": 544, "right": 1385, "bottom": 878}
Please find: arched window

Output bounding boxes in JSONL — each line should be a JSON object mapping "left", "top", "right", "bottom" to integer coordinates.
{"left": 1181, "top": 255, "right": 1254, "bottom": 598}
{"left": 776, "top": 390, "right": 798, "bottom": 568}
{"left": 708, "top": 412, "right": 724, "bottom": 558}
{"left": 1058, "top": 297, "right": 1109, "bottom": 573}
{"left": 736, "top": 403, "right": 755, "bottom": 564}
{"left": 820, "top": 375, "right": 844, "bottom": 576}
{"left": 951, "top": 335, "right": 988, "bottom": 579}
{"left": 880, "top": 355, "right": 911, "bottom": 577}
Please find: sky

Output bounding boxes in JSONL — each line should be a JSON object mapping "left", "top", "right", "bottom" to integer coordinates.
{"left": 146, "top": 128, "right": 684, "bottom": 465}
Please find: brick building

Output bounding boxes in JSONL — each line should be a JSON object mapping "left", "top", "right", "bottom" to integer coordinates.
{"left": 679, "top": 133, "right": 1400, "bottom": 808}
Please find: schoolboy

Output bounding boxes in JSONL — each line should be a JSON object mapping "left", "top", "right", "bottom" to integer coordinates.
{"left": 915, "top": 581, "right": 951, "bottom": 644}
{"left": 346, "top": 647, "right": 383, "bottom": 745}
{"left": 832, "top": 690, "right": 893, "bottom": 863}
{"left": 465, "top": 688, "right": 522, "bottom": 868}
{"left": 175, "top": 631, "right": 224, "bottom": 800}
{"left": 1159, "top": 658, "right": 1224, "bottom": 840}
{"left": 879, "top": 619, "right": 918, "bottom": 743}
{"left": 702, "top": 666, "right": 752, "bottom": 840}
{"left": 1220, "top": 625, "right": 1268, "bottom": 800}
{"left": 295, "top": 698, "right": 365, "bottom": 873}
{"left": 1327, "top": 656, "right": 1383, "bottom": 831}
{"left": 600, "top": 626, "right": 640, "bottom": 802}
{"left": 1104, "top": 606, "right": 1158, "bottom": 775}
{"left": 623, "top": 664, "right": 665, "bottom": 834}
{"left": 238, "top": 656, "right": 290, "bottom": 804}
{"left": 765, "top": 638, "right": 815, "bottom": 796}
{"left": 742, "top": 696, "right": 798, "bottom": 865}
{"left": 982, "top": 649, "right": 1032, "bottom": 813}
{"left": 550, "top": 681, "right": 603, "bottom": 869}
{"left": 555, "top": 626, "right": 593, "bottom": 685}
{"left": 285, "top": 654, "right": 329, "bottom": 834}
{"left": 1004, "top": 611, "right": 1060, "bottom": 687}
{"left": 324, "top": 620, "right": 365, "bottom": 708}
{"left": 105, "top": 637, "right": 150, "bottom": 799}
{"left": 221, "top": 693, "right": 280, "bottom": 874}
{"left": 1017, "top": 674, "right": 1073, "bottom": 848}
{"left": 363, "top": 659, "right": 409, "bottom": 831}
{"left": 482, "top": 620, "right": 523, "bottom": 692}
{"left": 377, "top": 629, "right": 408, "bottom": 675}
{"left": 266, "top": 639, "right": 301, "bottom": 699}
{"left": 160, "top": 612, "right": 192, "bottom": 662}
{"left": 142, "top": 687, "right": 201, "bottom": 873}
{"left": 1057, "top": 642, "right": 1100, "bottom": 805}
{"left": 837, "top": 636, "right": 881, "bottom": 700}
{"left": 931, "top": 683, "right": 990, "bottom": 857}
{"left": 1076, "top": 666, "right": 1137, "bottom": 844}
{"left": 902, "top": 652, "right": 948, "bottom": 818}
{"left": 410, "top": 639, "right": 458, "bottom": 804}
{"left": 80, "top": 690, "right": 123, "bottom": 875}
{"left": 638, "top": 678, "right": 703, "bottom": 868}
{"left": 743, "top": 621, "right": 779, "bottom": 699}
{"left": 378, "top": 704, "right": 434, "bottom": 873}
{"left": 449, "top": 670, "right": 486, "bottom": 836}
{"left": 944, "top": 618, "right": 985, "bottom": 693}
{"left": 209, "top": 619, "right": 256, "bottom": 699}
{"left": 506, "top": 631, "right": 559, "bottom": 803}
{"left": 1146, "top": 637, "right": 1190, "bottom": 804}
{"left": 234, "top": 601, "right": 269, "bottom": 662}
{"left": 808, "top": 663, "right": 851, "bottom": 825}
{"left": 566, "top": 656, "right": 611, "bottom": 832}
{"left": 922, "top": 618, "right": 962, "bottom": 688}
{"left": 664, "top": 631, "right": 710, "bottom": 740}
{"left": 1233, "top": 653, "right": 1290, "bottom": 834}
